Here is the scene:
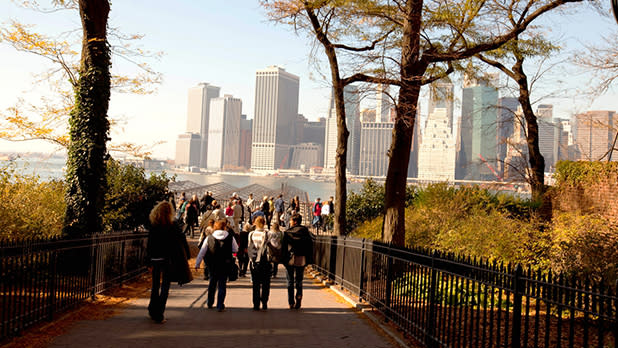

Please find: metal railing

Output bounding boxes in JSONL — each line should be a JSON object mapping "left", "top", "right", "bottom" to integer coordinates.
{"left": 0, "top": 232, "right": 149, "bottom": 342}
{"left": 312, "top": 235, "right": 617, "bottom": 348}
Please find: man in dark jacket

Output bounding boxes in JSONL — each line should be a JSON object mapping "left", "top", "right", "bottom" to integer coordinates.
{"left": 281, "top": 213, "right": 313, "bottom": 309}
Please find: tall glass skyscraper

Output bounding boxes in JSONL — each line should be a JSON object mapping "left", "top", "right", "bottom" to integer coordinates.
{"left": 207, "top": 95, "right": 242, "bottom": 170}
{"left": 250, "top": 66, "right": 299, "bottom": 171}
{"left": 456, "top": 76, "right": 499, "bottom": 180}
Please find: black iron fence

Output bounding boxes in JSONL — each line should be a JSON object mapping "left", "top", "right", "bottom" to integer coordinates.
{"left": 0, "top": 232, "right": 149, "bottom": 342}
{"left": 312, "top": 235, "right": 617, "bottom": 348}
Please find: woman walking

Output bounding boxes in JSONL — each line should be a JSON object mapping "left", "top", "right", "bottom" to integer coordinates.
{"left": 147, "top": 201, "right": 191, "bottom": 323}
{"left": 195, "top": 219, "right": 238, "bottom": 312}
{"left": 247, "top": 216, "right": 272, "bottom": 310}
{"left": 269, "top": 222, "right": 283, "bottom": 278}
{"left": 282, "top": 213, "right": 313, "bottom": 309}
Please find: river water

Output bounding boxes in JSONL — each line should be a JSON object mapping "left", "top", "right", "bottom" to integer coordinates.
{"left": 3, "top": 156, "right": 363, "bottom": 201}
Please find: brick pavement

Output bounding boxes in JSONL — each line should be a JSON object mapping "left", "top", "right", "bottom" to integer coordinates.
{"left": 48, "top": 266, "right": 399, "bottom": 348}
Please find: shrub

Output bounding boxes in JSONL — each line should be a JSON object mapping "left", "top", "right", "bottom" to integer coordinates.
{"left": 550, "top": 212, "right": 618, "bottom": 284}
{"left": 102, "top": 159, "right": 173, "bottom": 231}
{"left": 0, "top": 162, "right": 65, "bottom": 239}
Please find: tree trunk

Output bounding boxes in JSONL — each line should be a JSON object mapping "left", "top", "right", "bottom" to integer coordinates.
{"left": 513, "top": 59, "right": 546, "bottom": 204}
{"left": 305, "top": 6, "right": 348, "bottom": 236}
{"left": 382, "top": 0, "right": 424, "bottom": 246}
{"left": 64, "top": 0, "right": 111, "bottom": 237}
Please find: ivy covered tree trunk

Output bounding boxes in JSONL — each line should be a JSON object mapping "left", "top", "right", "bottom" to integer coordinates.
{"left": 64, "top": 0, "right": 111, "bottom": 237}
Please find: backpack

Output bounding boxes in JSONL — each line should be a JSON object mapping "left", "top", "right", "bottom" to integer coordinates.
{"left": 207, "top": 233, "right": 238, "bottom": 281}
{"left": 266, "top": 240, "right": 281, "bottom": 263}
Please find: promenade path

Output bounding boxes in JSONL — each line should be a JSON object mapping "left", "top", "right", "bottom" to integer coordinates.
{"left": 47, "top": 268, "right": 400, "bottom": 348}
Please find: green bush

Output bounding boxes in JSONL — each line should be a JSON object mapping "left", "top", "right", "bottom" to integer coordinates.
{"left": 102, "top": 159, "right": 172, "bottom": 231}
{"left": 0, "top": 162, "right": 65, "bottom": 239}
{"left": 346, "top": 178, "right": 416, "bottom": 233}
{"left": 550, "top": 212, "right": 618, "bottom": 284}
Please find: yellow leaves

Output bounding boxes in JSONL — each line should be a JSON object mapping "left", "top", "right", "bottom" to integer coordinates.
{"left": 0, "top": 21, "right": 77, "bottom": 59}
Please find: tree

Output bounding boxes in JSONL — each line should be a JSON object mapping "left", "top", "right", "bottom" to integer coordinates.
{"left": 475, "top": 36, "right": 559, "bottom": 204}
{"left": 574, "top": 31, "right": 618, "bottom": 95}
{"left": 365, "top": 0, "right": 583, "bottom": 245}
{"left": 261, "top": 0, "right": 394, "bottom": 236}
{"left": 0, "top": 1, "right": 161, "bottom": 157}
{"left": 63, "top": 0, "right": 111, "bottom": 236}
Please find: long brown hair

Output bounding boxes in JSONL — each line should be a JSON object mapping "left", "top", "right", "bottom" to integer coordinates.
{"left": 149, "top": 201, "right": 174, "bottom": 226}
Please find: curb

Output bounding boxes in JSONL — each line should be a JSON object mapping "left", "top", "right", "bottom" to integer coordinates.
{"left": 308, "top": 270, "right": 412, "bottom": 348}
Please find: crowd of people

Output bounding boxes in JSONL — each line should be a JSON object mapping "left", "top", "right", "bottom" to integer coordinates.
{"left": 146, "top": 192, "right": 317, "bottom": 323}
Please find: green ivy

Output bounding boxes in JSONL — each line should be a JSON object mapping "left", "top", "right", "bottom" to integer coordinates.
{"left": 554, "top": 160, "right": 618, "bottom": 187}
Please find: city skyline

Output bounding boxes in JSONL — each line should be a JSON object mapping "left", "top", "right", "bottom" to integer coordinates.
{"left": 0, "top": 1, "right": 617, "bottom": 160}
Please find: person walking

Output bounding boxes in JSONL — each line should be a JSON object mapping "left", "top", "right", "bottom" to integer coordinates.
{"left": 147, "top": 201, "right": 191, "bottom": 323}
{"left": 273, "top": 194, "right": 285, "bottom": 226}
{"left": 260, "top": 196, "right": 270, "bottom": 227}
{"left": 290, "top": 196, "right": 300, "bottom": 214}
{"left": 197, "top": 218, "right": 215, "bottom": 280}
{"left": 247, "top": 216, "right": 272, "bottom": 310}
{"left": 282, "top": 213, "right": 313, "bottom": 309}
{"left": 233, "top": 199, "right": 243, "bottom": 233}
{"left": 195, "top": 219, "right": 238, "bottom": 312}
{"left": 183, "top": 198, "right": 199, "bottom": 237}
{"left": 246, "top": 193, "right": 254, "bottom": 216}
{"left": 311, "top": 198, "right": 322, "bottom": 231}
{"left": 321, "top": 198, "right": 330, "bottom": 233}
{"left": 269, "top": 222, "right": 283, "bottom": 278}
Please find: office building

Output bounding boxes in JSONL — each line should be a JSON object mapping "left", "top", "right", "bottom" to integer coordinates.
{"left": 185, "top": 83, "right": 220, "bottom": 168}
{"left": 175, "top": 133, "right": 201, "bottom": 168}
{"left": 323, "top": 85, "right": 361, "bottom": 174}
{"left": 456, "top": 75, "right": 499, "bottom": 180}
{"left": 417, "top": 108, "right": 456, "bottom": 181}
{"left": 503, "top": 107, "right": 529, "bottom": 182}
{"left": 376, "top": 84, "right": 393, "bottom": 123}
{"left": 536, "top": 104, "right": 555, "bottom": 171}
{"left": 207, "top": 95, "right": 242, "bottom": 170}
{"left": 290, "top": 142, "right": 323, "bottom": 170}
{"left": 251, "top": 66, "right": 300, "bottom": 171}
{"left": 239, "top": 115, "right": 252, "bottom": 169}
{"left": 428, "top": 82, "right": 454, "bottom": 133}
{"left": 573, "top": 110, "right": 616, "bottom": 161}
{"left": 359, "top": 122, "right": 394, "bottom": 177}
{"left": 496, "top": 97, "right": 519, "bottom": 176}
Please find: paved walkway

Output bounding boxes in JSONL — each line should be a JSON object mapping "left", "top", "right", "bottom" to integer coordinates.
{"left": 48, "top": 267, "right": 399, "bottom": 348}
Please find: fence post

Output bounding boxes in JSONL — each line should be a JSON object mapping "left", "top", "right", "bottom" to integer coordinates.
{"left": 47, "top": 251, "right": 57, "bottom": 321}
{"left": 384, "top": 244, "right": 393, "bottom": 322}
{"left": 359, "top": 238, "right": 366, "bottom": 302}
{"left": 340, "top": 236, "right": 346, "bottom": 289}
{"left": 511, "top": 264, "right": 523, "bottom": 348}
{"left": 425, "top": 251, "right": 439, "bottom": 348}
{"left": 90, "top": 235, "right": 98, "bottom": 300}
{"left": 328, "top": 235, "right": 337, "bottom": 282}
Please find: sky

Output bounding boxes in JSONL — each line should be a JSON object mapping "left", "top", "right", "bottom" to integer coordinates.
{"left": 0, "top": 1, "right": 617, "bottom": 159}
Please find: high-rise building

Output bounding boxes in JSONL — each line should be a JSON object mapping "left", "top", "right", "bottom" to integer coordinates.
{"left": 376, "top": 84, "right": 393, "bottom": 123}
{"left": 360, "top": 108, "right": 376, "bottom": 123}
{"left": 206, "top": 95, "right": 242, "bottom": 170}
{"left": 359, "top": 122, "right": 393, "bottom": 177}
{"left": 417, "top": 108, "right": 456, "bottom": 181}
{"left": 185, "top": 83, "right": 220, "bottom": 168}
{"left": 456, "top": 75, "right": 499, "bottom": 180}
{"left": 496, "top": 97, "right": 519, "bottom": 176}
{"left": 428, "top": 82, "right": 454, "bottom": 133}
{"left": 537, "top": 104, "right": 555, "bottom": 172}
{"left": 408, "top": 112, "right": 422, "bottom": 178}
{"left": 503, "top": 107, "right": 529, "bottom": 182}
{"left": 175, "top": 133, "right": 201, "bottom": 168}
{"left": 251, "top": 66, "right": 300, "bottom": 171}
{"left": 290, "top": 143, "right": 323, "bottom": 170}
{"left": 573, "top": 110, "right": 616, "bottom": 161}
{"left": 323, "top": 85, "right": 361, "bottom": 174}
{"left": 239, "top": 115, "right": 252, "bottom": 169}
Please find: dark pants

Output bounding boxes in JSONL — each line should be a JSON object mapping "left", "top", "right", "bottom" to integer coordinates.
{"left": 251, "top": 262, "right": 272, "bottom": 308}
{"left": 285, "top": 265, "right": 305, "bottom": 305}
{"left": 207, "top": 271, "right": 227, "bottom": 310}
{"left": 148, "top": 260, "right": 171, "bottom": 321}
{"left": 272, "top": 262, "right": 279, "bottom": 277}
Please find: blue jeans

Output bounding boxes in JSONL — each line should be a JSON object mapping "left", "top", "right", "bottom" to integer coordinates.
{"left": 285, "top": 265, "right": 305, "bottom": 305}
{"left": 208, "top": 271, "right": 227, "bottom": 310}
{"left": 148, "top": 260, "right": 171, "bottom": 321}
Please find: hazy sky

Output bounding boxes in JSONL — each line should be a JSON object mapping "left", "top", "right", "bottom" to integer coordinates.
{"left": 0, "top": 1, "right": 617, "bottom": 159}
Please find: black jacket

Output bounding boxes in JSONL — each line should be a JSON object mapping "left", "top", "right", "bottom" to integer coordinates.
{"left": 147, "top": 223, "right": 192, "bottom": 284}
{"left": 282, "top": 225, "right": 313, "bottom": 265}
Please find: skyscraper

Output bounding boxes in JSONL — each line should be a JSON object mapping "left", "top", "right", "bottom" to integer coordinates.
{"left": 251, "top": 66, "right": 300, "bottom": 171}
{"left": 239, "top": 114, "right": 252, "bottom": 169}
{"left": 428, "top": 82, "right": 454, "bottom": 132}
{"left": 376, "top": 84, "right": 393, "bottom": 123}
{"left": 537, "top": 104, "right": 555, "bottom": 171}
{"left": 417, "top": 108, "right": 456, "bottom": 181}
{"left": 574, "top": 110, "right": 616, "bottom": 161}
{"left": 175, "top": 133, "right": 201, "bottom": 168}
{"left": 207, "top": 95, "right": 242, "bottom": 170}
{"left": 456, "top": 75, "right": 499, "bottom": 180}
{"left": 323, "top": 85, "right": 361, "bottom": 174}
{"left": 185, "top": 83, "right": 220, "bottom": 168}
{"left": 496, "top": 97, "right": 519, "bottom": 176}
{"left": 359, "top": 122, "right": 393, "bottom": 177}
